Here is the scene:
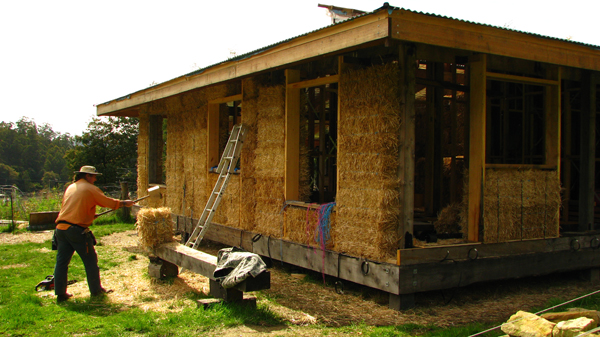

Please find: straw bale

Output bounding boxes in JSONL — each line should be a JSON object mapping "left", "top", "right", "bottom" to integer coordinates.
{"left": 337, "top": 152, "right": 400, "bottom": 175}
{"left": 240, "top": 177, "right": 256, "bottom": 230}
{"left": 284, "top": 207, "right": 319, "bottom": 245}
{"left": 483, "top": 169, "right": 561, "bottom": 243}
{"left": 338, "top": 170, "right": 399, "bottom": 190}
{"left": 254, "top": 207, "right": 284, "bottom": 237}
{"left": 284, "top": 206, "right": 337, "bottom": 249}
{"left": 224, "top": 175, "right": 241, "bottom": 228}
{"left": 334, "top": 62, "right": 402, "bottom": 261}
{"left": 136, "top": 207, "right": 175, "bottom": 250}
{"left": 434, "top": 203, "right": 462, "bottom": 234}
{"left": 336, "top": 187, "right": 400, "bottom": 210}
{"left": 165, "top": 114, "right": 183, "bottom": 212}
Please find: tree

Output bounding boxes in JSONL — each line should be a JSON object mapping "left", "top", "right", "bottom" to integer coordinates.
{"left": 65, "top": 116, "right": 138, "bottom": 185}
{"left": 0, "top": 117, "right": 74, "bottom": 191}
{"left": 0, "top": 163, "right": 18, "bottom": 185}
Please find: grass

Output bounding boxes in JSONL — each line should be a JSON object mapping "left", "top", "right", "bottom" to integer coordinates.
{"left": 1, "top": 224, "right": 599, "bottom": 336}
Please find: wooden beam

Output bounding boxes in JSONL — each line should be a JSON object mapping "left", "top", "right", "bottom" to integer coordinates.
{"left": 391, "top": 11, "right": 600, "bottom": 71}
{"left": 579, "top": 71, "right": 598, "bottom": 231}
{"left": 208, "top": 94, "right": 243, "bottom": 104}
{"left": 287, "top": 75, "right": 339, "bottom": 89}
{"left": 545, "top": 68, "right": 561, "bottom": 234}
{"left": 207, "top": 104, "right": 220, "bottom": 169}
{"left": 468, "top": 54, "right": 487, "bottom": 242}
{"left": 285, "top": 69, "right": 301, "bottom": 201}
{"left": 97, "top": 16, "right": 389, "bottom": 116}
{"left": 155, "top": 242, "right": 217, "bottom": 277}
{"left": 398, "top": 44, "right": 416, "bottom": 248}
{"left": 252, "top": 236, "right": 401, "bottom": 294}
{"left": 398, "top": 234, "right": 597, "bottom": 265}
{"left": 398, "top": 249, "right": 600, "bottom": 294}
{"left": 562, "top": 82, "right": 573, "bottom": 223}
{"left": 487, "top": 72, "right": 560, "bottom": 86}
{"left": 154, "top": 242, "right": 271, "bottom": 293}
{"left": 485, "top": 164, "right": 558, "bottom": 170}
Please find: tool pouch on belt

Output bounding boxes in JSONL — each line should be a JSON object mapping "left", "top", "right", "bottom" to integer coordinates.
{"left": 83, "top": 228, "right": 97, "bottom": 246}
{"left": 51, "top": 231, "right": 58, "bottom": 250}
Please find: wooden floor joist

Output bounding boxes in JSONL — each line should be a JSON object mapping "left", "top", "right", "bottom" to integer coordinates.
{"left": 152, "top": 242, "right": 271, "bottom": 298}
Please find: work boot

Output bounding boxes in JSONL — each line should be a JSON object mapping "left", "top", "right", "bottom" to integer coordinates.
{"left": 91, "top": 288, "right": 113, "bottom": 297}
{"left": 56, "top": 293, "right": 73, "bottom": 303}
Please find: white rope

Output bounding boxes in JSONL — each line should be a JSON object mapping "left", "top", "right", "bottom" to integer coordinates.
{"left": 468, "top": 288, "right": 600, "bottom": 337}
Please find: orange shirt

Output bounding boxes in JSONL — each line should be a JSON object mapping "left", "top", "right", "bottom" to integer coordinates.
{"left": 55, "top": 179, "right": 121, "bottom": 229}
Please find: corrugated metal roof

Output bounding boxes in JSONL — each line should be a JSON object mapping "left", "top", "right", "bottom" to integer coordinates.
{"left": 107, "top": 4, "right": 600, "bottom": 104}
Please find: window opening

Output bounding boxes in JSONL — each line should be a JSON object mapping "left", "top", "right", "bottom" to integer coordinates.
{"left": 301, "top": 84, "right": 338, "bottom": 203}
{"left": 488, "top": 81, "right": 545, "bottom": 164}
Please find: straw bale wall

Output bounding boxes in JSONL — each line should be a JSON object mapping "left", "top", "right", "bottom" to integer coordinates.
{"left": 284, "top": 206, "right": 337, "bottom": 249}
{"left": 483, "top": 169, "right": 561, "bottom": 242}
{"left": 334, "top": 63, "right": 403, "bottom": 261}
{"left": 251, "top": 84, "right": 286, "bottom": 237}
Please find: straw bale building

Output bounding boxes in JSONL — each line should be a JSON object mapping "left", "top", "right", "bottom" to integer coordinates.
{"left": 97, "top": 4, "right": 600, "bottom": 309}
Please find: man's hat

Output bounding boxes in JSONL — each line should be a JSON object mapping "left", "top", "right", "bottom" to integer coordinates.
{"left": 75, "top": 166, "right": 102, "bottom": 175}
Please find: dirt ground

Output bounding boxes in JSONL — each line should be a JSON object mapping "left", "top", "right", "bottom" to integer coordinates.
{"left": 3, "top": 228, "right": 599, "bottom": 335}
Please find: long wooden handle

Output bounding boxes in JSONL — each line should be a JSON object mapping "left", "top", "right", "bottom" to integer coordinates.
{"left": 95, "top": 195, "right": 150, "bottom": 217}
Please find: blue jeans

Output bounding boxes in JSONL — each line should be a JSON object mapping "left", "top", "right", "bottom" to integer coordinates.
{"left": 53, "top": 226, "right": 102, "bottom": 296}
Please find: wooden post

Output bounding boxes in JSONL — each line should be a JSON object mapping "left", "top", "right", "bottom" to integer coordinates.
{"left": 425, "top": 62, "right": 435, "bottom": 216}
{"left": 285, "top": 69, "right": 301, "bottom": 201}
{"left": 120, "top": 182, "right": 130, "bottom": 220}
{"left": 148, "top": 115, "right": 163, "bottom": 184}
{"left": 207, "top": 104, "right": 220, "bottom": 169}
{"left": 399, "top": 44, "right": 416, "bottom": 248}
{"left": 546, "top": 67, "right": 562, "bottom": 233}
{"left": 545, "top": 67, "right": 561, "bottom": 171}
{"left": 468, "top": 54, "right": 487, "bottom": 242}
{"left": 389, "top": 293, "right": 415, "bottom": 311}
{"left": 579, "top": 70, "right": 597, "bottom": 232}
{"left": 562, "top": 83, "right": 573, "bottom": 224}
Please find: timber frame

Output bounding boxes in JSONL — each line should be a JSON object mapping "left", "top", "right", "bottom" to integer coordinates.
{"left": 99, "top": 5, "right": 600, "bottom": 310}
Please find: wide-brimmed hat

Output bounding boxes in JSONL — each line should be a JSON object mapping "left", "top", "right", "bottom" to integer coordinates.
{"left": 74, "top": 166, "right": 102, "bottom": 175}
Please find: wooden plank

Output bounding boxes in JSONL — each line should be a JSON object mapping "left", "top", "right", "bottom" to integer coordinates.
{"left": 484, "top": 164, "right": 558, "bottom": 170}
{"left": 208, "top": 94, "right": 242, "bottom": 105}
{"left": 391, "top": 12, "right": 600, "bottom": 71}
{"left": 155, "top": 242, "right": 217, "bottom": 278}
{"left": 285, "top": 69, "right": 301, "bottom": 201}
{"left": 398, "top": 249, "right": 600, "bottom": 294}
{"left": 398, "top": 235, "right": 598, "bottom": 265}
{"left": 545, "top": 67, "right": 561, "bottom": 231}
{"left": 468, "top": 54, "right": 487, "bottom": 242}
{"left": 287, "top": 75, "right": 339, "bottom": 89}
{"left": 562, "top": 82, "right": 573, "bottom": 223}
{"left": 398, "top": 43, "right": 416, "bottom": 247}
{"left": 487, "top": 72, "right": 560, "bottom": 86}
{"left": 207, "top": 104, "right": 219, "bottom": 169}
{"left": 580, "top": 71, "right": 598, "bottom": 231}
{"left": 252, "top": 236, "right": 401, "bottom": 294}
{"left": 97, "top": 17, "right": 389, "bottom": 116}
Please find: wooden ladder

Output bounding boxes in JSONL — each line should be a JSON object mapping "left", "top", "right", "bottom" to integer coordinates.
{"left": 186, "top": 124, "right": 248, "bottom": 249}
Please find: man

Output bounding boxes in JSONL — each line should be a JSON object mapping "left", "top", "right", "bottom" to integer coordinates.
{"left": 54, "top": 165, "right": 134, "bottom": 303}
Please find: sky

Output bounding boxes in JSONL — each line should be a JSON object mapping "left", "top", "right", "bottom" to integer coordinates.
{"left": 1, "top": 0, "right": 599, "bottom": 136}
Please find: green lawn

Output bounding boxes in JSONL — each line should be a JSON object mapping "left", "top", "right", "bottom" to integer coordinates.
{"left": 1, "top": 223, "right": 597, "bottom": 336}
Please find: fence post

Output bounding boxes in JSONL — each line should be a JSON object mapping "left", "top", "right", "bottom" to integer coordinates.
{"left": 120, "top": 182, "right": 130, "bottom": 221}
{"left": 9, "top": 189, "right": 15, "bottom": 232}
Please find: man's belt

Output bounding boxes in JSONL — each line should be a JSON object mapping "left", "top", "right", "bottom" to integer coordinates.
{"left": 56, "top": 220, "right": 87, "bottom": 229}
